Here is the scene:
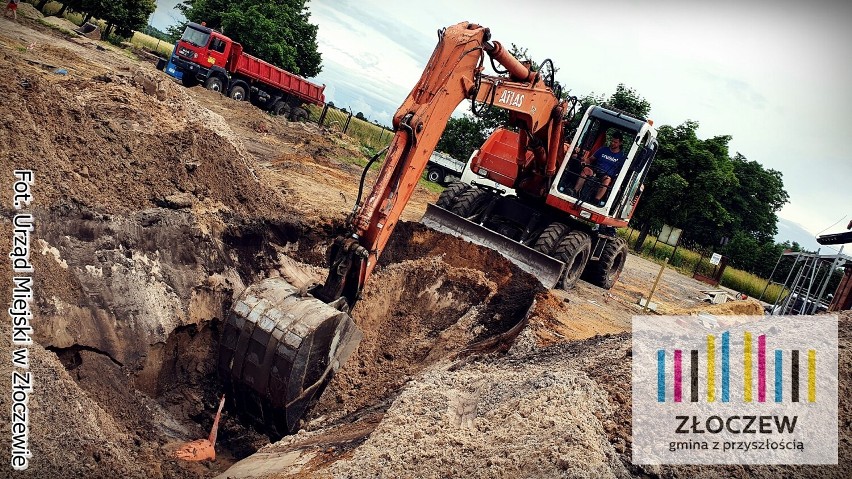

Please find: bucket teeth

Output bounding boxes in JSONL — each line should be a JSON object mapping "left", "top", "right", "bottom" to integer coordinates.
{"left": 218, "top": 277, "right": 362, "bottom": 436}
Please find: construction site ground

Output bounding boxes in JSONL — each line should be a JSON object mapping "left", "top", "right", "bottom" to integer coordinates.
{"left": 0, "top": 12, "right": 848, "bottom": 478}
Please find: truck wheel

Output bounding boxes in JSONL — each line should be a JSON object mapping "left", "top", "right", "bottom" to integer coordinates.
{"left": 229, "top": 85, "right": 247, "bottom": 101}
{"left": 450, "top": 187, "right": 490, "bottom": 219}
{"left": 273, "top": 101, "right": 291, "bottom": 117}
{"left": 427, "top": 167, "right": 445, "bottom": 184}
{"left": 290, "top": 107, "right": 308, "bottom": 122}
{"left": 583, "top": 237, "right": 628, "bottom": 289}
{"left": 181, "top": 75, "right": 199, "bottom": 88}
{"left": 553, "top": 231, "right": 592, "bottom": 289}
{"left": 533, "top": 222, "right": 569, "bottom": 256}
{"left": 204, "top": 76, "right": 224, "bottom": 93}
{"left": 436, "top": 181, "right": 468, "bottom": 209}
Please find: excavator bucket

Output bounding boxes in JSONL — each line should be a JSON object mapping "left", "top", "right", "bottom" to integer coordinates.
{"left": 217, "top": 277, "right": 362, "bottom": 437}
{"left": 421, "top": 203, "right": 565, "bottom": 288}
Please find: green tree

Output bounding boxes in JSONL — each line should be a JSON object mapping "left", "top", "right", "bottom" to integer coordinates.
{"left": 172, "top": 0, "right": 322, "bottom": 77}
{"left": 76, "top": 0, "right": 155, "bottom": 38}
{"left": 435, "top": 115, "right": 486, "bottom": 160}
{"left": 567, "top": 83, "right": 651, "bottom": 135}
{"left": 355, "top": 112, "right": 367, "bottom": 121}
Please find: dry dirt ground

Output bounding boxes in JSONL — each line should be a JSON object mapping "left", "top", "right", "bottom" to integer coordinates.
{"left": 0, "top": 13, "right": 849, "bottom": 479}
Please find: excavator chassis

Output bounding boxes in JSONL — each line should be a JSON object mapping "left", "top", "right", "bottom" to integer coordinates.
{"left": 421, "top": 203, "right": 565, "bottom": 288}
{"left": 218, "top": 277, "right": 362, "bottom": 437}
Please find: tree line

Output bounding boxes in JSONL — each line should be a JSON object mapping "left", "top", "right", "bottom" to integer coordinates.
{"left": 32, "top": 0, "right": 156, "bottom": 38}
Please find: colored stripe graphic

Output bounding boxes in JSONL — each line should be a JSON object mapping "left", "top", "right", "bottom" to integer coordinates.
{"left": 657, "top": 350, "right": 665, "bottom": 402}
{"left": 775, "top": 350, "right": 782, "bottom": 403}
{"left": 792, "top": 350, "right": 800, "bottom": 402}
{"left": 674, "top": 350, "right": 682, "bottom": 402}
{"left": 808, "top": 350, "right": 816, "bottom": 402}
{"left": 744, "top": 332, "right": 753, "bottom": 402}
{"left": 758, "top": 334, "right": 766, "bottom": 402}
{"left": 722, "top": 332, "right": 730, "bottom": 402}
{"left": 707, "top": 335, "right": 715, "bottom": 402}
{"left": 691, "top": 350, "right": 698, "bottom": 402}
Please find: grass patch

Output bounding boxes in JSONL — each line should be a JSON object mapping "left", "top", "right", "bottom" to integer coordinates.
{"left": 131, "top": 31, "right": 174, "bottom": 57}
{"left": 37, "top": 19, "right": 76, "bottom": 37}
{"left": 307, "top": 104, "right": 393, "bottom": 153}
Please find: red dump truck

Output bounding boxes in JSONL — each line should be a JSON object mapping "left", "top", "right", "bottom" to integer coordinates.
{"left": 171, "top": 22, "right": 325, "bottom": 121}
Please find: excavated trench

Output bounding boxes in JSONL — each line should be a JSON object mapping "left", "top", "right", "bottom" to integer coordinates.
{"left": 28, "top": 205, "right": 541, "bottom": 478}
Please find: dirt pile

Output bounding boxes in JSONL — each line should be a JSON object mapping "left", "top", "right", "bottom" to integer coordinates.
{"left": 16, "top": 2, "right": 44, "bottom": 20}
{"left": 663, "top": 298, "right": 765, "bottom": 316}
{"left": 330, "top": 360, "right": 625, "bottom": 479}
{"left": 1, "top": 55, "right": 283, "bottom": 216}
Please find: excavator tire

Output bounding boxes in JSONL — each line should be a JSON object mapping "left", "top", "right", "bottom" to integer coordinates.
{"left": 533, "top": 222, "right": 569, "bottom": 256}
{"left": 450, "top": 187, "right": 491, "bottom": 219}
{"left": 218, "top": 277, "right": 361, "bottom": 438}
{"left": 583, "top": 237, "right": 627, "bottom": 289}
{"left": 435, "top": 181, "right": 469, "bottom": 209}
{"left": 553, "top": 231, "right": 592, "bottom": 289}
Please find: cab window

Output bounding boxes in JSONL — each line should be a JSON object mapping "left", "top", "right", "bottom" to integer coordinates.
{"left": 210, "top": 38, "right": 226, "bottom": 53}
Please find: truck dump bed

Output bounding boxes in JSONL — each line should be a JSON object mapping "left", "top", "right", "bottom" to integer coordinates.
{"left": 230, "top": 45, "right": 325, "bottom": 105}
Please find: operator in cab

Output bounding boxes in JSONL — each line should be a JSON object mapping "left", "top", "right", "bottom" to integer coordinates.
{"left": 571, "top": 131, "right": 626, "bottom": 206}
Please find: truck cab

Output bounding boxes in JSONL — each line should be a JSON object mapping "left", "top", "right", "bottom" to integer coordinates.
{"left": 173, "top": 22, "right": 236, "bottom": 89}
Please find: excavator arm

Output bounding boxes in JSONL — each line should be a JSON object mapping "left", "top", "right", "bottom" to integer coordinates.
{"left": 314, "top": 22, "right": 564, "bottom": 308}
{"left": 218, "top": 21, "right": 565, "bottom": 437}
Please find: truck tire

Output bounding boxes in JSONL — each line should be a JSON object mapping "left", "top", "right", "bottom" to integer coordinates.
{"left": 436, "top": 181, "right": 468, "bottom": 209}
{"left": 273, "top": 101, "right": 291, "bottom": 117}
{"left": 181, "top": 75, "right": 199, "bottom": 88}
{"left": 450, "top": 187, "right": 490, "bottom": 219}
{"left": 583, "top": 237, "right": 627, "bottom": 290}
{"left": 290, "top": 107, "right": 308, "bottom": 122}
{"left": 533, "top": 222, "right": 569, "bottom": 256}
{"left": 204, "top": 76, "right": 224, "bottom": 93}
{"left": 427, "top": 167, "right": 445, "bottom": 184}
{"left": 229, "top": 85, "right": 247, "bottom": 101}
{"left": 553, "top": 231, "right": 592, "bottom": 289}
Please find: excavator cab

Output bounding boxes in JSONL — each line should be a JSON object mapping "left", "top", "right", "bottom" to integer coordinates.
{"left": 551, "top": 105, "right": 657, "bottom": 218}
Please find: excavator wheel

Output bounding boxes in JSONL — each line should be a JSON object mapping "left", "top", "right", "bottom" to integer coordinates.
{"left": 435, "top": 181, "right": 469, "bottom": 209}
{"left": 583, "top": 237, "right": 627, "bottom": 289}
{"left": 450, "top": 187, "right": 491, "bottom": 219}
{"left": 218, "top": 277, "right": 361, "bottom": 437}
{"left": 533, "top": 222, "right": 569, "bottom": 256}
{"left": 553, "top": 231, "right": 592, "bottom": 289}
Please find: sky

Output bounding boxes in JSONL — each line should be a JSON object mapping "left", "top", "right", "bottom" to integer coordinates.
{"left": 150, "top": 0, "right": 852, "bottom": 252}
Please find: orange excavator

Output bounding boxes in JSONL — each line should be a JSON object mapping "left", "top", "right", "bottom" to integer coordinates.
{"left": 217, "top": 22, "right": 658, "bottom": 437}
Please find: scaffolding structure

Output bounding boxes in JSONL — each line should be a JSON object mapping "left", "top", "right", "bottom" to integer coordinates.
{"left": 760, "top": 247, "right": 848, "bottom": 315}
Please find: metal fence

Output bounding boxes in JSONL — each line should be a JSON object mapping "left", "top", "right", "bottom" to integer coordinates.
{"left": 305, "top": 104, "right": 393, "bottom": 151}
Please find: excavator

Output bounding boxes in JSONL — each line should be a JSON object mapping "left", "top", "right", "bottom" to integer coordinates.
{"left": 216, "top": 21, "right": 658, "bottom": 437}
